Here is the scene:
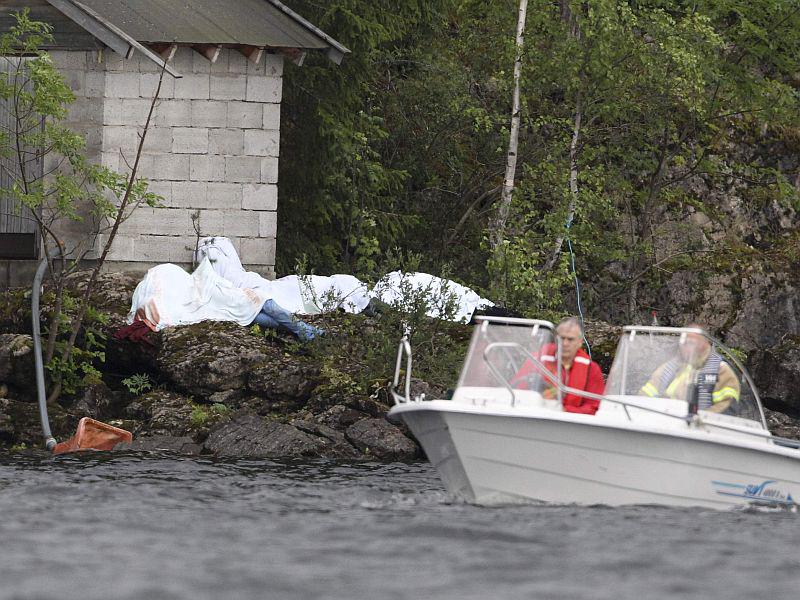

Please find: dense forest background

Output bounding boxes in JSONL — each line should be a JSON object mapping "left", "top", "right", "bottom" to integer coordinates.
{"left": 277, "top": 0, "right": 800, "bottom": 329}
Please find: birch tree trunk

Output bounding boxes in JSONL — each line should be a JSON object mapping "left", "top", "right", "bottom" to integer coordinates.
{"left": 543, "top": 0, "right": 583, "bottom": 272}
{"left": 543, "top": 89, "right": 582, "bottom": 271}
{"left": 489, "top": 0, "right": 528, "bottom": 252}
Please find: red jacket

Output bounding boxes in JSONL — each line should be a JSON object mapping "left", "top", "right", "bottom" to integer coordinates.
{"left": 512, "top": 345, "right": 605, "bottom": 415}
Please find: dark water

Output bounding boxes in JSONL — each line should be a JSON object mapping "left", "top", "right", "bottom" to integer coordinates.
{"left": 1, "top": 455, "right": 799, "bottom": 600}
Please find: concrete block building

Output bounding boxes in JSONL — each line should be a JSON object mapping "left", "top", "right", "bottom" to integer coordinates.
{"left": 0, "top": 0, "right": 347, "bottom": 283}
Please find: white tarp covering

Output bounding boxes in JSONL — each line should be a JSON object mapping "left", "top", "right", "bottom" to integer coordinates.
{"left": 126, "top": 258, "right": 266, "bottom": 331}
{"left": 372, "top": 271, "right": 494, "bottom": 323}
{"left": 190, "top": 236, "right": 493, "bottom": 323}
{"left": 194, "top": 237, "right": 371, "bottom": 314}
{"left": 265, "top": 274, "right": 371, "bottom": 315}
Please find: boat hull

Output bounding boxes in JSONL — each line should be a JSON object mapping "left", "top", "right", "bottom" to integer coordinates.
{"left": 393, "top": 402, "right": 800, "bottom": 509}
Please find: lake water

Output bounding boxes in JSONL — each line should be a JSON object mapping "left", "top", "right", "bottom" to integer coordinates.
{"left": 1, "top": 454, "right": 798, "bottom": 600}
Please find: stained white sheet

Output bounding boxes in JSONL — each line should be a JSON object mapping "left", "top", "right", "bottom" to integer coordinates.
{"left": 126, "top": 258, "right": 266, "bottom": 331}
{"left": 192, "top": 236, "right": 493, "bottom": 323}
{"left": 194, "top": 237, "right": 370, "bottom": 314}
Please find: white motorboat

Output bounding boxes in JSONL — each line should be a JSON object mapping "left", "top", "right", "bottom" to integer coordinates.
{"left": 388, "top": 317, "right": 800, "bottom": 509}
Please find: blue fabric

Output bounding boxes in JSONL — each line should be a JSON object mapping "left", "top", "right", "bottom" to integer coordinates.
{"left": 252, "top": 299, "right": 323, "bottom": 341}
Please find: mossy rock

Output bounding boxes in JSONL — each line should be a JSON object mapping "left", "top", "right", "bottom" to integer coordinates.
{"left": 156, "top": 321, "right": 269, "bottom": 398}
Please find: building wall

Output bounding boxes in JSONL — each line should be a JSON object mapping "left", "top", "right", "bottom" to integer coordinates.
{"left": 49, "top": 47, "right": 282, "bottom": 277}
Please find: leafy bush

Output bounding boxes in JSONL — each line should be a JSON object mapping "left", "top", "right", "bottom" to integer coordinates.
{"left": 122, "top": 373, "right": 153, "bottom": 396}
{"left": 307, "top": 273, "right": 473, "bottom": 397}
{"left": 43, "top": 291, "right": 108, "bottom": 396}
{"left": 190, "top": 403, "right": 231, "bottom": 428}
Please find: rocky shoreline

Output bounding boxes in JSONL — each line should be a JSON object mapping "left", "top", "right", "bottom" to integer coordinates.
{"left": 0, "top": 271, "right": 451, "bottom": 459}
{"left": 1, "top": 270, "right": 800, "bottom": 457}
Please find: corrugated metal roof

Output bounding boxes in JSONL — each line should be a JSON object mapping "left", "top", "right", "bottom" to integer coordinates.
{"left": 71, "top": 0, "right": 342, "bottom": 51}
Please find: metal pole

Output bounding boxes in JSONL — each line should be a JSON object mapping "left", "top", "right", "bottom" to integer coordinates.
{"left": 31, "top": 254, "right": 56, "bottom": 451}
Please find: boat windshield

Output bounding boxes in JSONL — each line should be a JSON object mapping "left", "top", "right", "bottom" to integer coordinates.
{"left": 605, "top": 326, "right": 765, "bottom": 426}
{"left": 457, "top": 318, "right": 558, "bottom": 393}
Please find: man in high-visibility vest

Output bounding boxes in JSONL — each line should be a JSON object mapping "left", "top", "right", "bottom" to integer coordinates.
{"left": 640, "top": 325, "right": 740, "bottom": 413}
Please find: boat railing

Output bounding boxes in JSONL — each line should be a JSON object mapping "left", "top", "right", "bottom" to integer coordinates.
{"left": 481, "top": 342, "right": 644, "bottom": 419}
{"left": 391, "top": 337, "right": 413, "bottom": 405}
{"left": 390, "top": 337, "right": 800, "bottom": 450}
{"left": 482, "top": 341, "right": 800, "bottom": 449}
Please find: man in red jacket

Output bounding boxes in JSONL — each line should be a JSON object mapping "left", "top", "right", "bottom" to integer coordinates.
{"left": 512, "top": 317, "right": 605, "bottom": 414}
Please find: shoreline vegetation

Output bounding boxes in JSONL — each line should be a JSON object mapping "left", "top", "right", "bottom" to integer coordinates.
{"left": 1, "top": 270, "right": 800, "bottom": 457}
{"left": 2, "top": 4, "right": 800, "bottom": 456}
{"left": 0, "top": 270, "right": 465, "bottom": 457}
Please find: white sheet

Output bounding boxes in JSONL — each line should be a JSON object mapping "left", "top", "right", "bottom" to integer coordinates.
{"left": 192, "top": 236, "right": 492, "bottom": 322}
{"left": 127, "top": 258, "right": 266, "bottom": 331}
{"left": 194, "top": 237, "right": 370, "bottom": 314}
{"left": 371, "top": 271, "right": 494, "bottom": 323}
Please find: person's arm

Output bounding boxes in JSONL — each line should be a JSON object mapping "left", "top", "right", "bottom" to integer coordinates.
{"left": 640, "top": 364, "right": 666, "bottom": 397}
{"left": 586, "top": 362, "right": 605, "bottom": 395}
{"left": 706, "top": 362, "right": 740, "bottom": 413}
{"left": 510, "top": 359, "right": 548, "bottom": 391}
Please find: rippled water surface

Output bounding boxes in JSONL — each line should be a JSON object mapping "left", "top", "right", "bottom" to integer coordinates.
{"left": 1, "top": 454, "right": 799, "bottom": 600}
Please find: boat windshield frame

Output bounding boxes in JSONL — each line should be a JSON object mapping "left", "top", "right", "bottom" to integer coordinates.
{"left": 391, "top": 318, "right": 798, "bottom": 447}
{"left": 614, "top": 325, "right": 768, "bottom": 429}
{"left": 457, "top": 317, "right": 560, "bottom": 399}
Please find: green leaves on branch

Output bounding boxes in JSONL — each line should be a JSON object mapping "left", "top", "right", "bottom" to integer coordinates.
{"left": 278, "top": 1, "right": 800, "bottom": 318}
{"left": 1, "top": 10, "right": 164, "bottom": 403}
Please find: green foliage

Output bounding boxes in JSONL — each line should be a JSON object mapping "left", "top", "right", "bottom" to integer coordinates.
{"left": 0, "top": 11, "right": 164, "bottom": 402}
{"left": 249, "top": 321, "right": 304, "bottom": 353}
{"left": 121, "top": 373, "right": 153, "bottom": 396}
{"left": 309, "top": 273, "right": 472, "bottom": 395}
{"left": 190, "top": 403, "right": 231, "bottom": 428}
{"left": 278, "top": 0, "right": 800, "bottom": 321}
{"left": 43, "top": 290, "right": 107, "bottom": 396}
{"left": 278, "top": 1, "right": 447, "bottom": 276}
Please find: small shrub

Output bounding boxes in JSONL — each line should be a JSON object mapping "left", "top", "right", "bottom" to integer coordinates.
{"left": 122, "top": 373, "right": 153, "bottom": 396}
{"left": 44, "top": 291, "right": 108, "bottom": 396}
{"left": 309, "top": 274, "right": 472, "bottom": 397}
{"left": 190, "top": 403, "right": 231, "bottom": 428}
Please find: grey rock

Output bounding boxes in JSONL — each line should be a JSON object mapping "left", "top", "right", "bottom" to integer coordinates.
{"left": 208, "top": 389, "right": 244, "bottom": 407}
{"left": 764, "top": 408, "right": 800, "bottom": 442}
{"left": 748, "top": 341, "right": 800, "bottom": 412}
{"left": 314, "top": 404, "right": 367, "bottom": 430}
{"left": 157, "top": 321, "right": 268, "bottom": 397}
{"left": 726, "top": 270, "right": 800, "bottom": 352}
{"left": 124, "top": 390, "right": 195, "bottom": 437}
{"left": 0, "top": 334, "right": 35, "bottom": 392}
{"left": 63, "top": 270, "right": 141, "bottom": 315}
{"left": 115, "top": 435, "right": 202, "bottom": 455}
{"left": 290, "top": 419, "right": 360, "bottom": 458}
{"left": 248, "top": 359, "right": 320, "bottom": 406}
{"left": 71, "top": 382, "right": 118, "bottom": 420}
{"left": 345, "top": 417, "right": 419, "bottom": 461}
{"left": 204, "top": 411, "right": 328, "bottom": 457}
{"left": 308, "top": 391, "right": 390, "bottom": 417}
{"left": 0, "top": 397, "right": 70, "bottom": 447}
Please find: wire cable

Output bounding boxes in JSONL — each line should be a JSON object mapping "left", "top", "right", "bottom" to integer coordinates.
{"left": 565, "top": 217, "right": 591, "bottom": 360}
